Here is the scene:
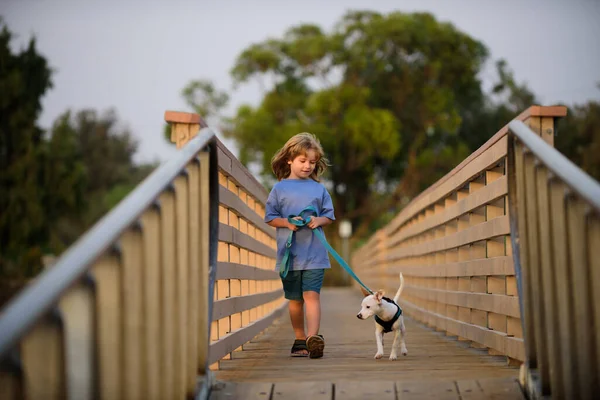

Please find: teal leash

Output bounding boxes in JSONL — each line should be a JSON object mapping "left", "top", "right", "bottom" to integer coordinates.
{"left": 278, "top": 206, "right": 374, "bottom": 295}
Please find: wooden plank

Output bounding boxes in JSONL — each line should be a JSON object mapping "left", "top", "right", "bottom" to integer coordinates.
{"left": 216, "top": 262, "right": 279, "bottom": 281}
{"left": 219, "top": 224, "right": 277, "bottom": 259}
{"left": 159, "top": 190, "right": 176, "bottom": 399}
{"left": 59, "top": 283, "right": 94, "bottom": 400}
{"left": 92, "top": 254, "right": 122, "bottom": 400}
{"left": 535, "top": 166, "right": 563, "bottom": 398}
{"left": 141, "top": 208, "right": 161, "bottom": 399}
{"left": 401, "top": 300, "right": 525, "bottom": 361}
{"left": 21, "top": 314, "right": 66, "bottom": 400}
{"left": 336, "top": 381, "right": 395, "bottom": 399}
{"left": 387, "top": 216, "right": 510, "bottom": 261}
{"left": 164, "top": 110, "right": 205, "bottom": 128}
{"left": 513, "top": 142, "right": 536, "bottom": 366}
{"left": 477, "top": 377, "right": 525, "bottom": 399}
{"left": 217, "top": 139, "right": 268, "bottom": 204}
{"left": 272, "top": 382, "right": 332, "bottom": 400}
{"left": 487, "top": 275, "right": 506, "bottom": 294}
{"left": 567, "top": 197, "right": 595, "bottom": 398}
{"left": 209, "top": 301, "right": 287, "bottom": 363}
{"left": 404, "top": 286, "right": 520, "bottom": 318}
{"left": 217, "top": 147, "right": 232, "bottom": 175}
{"left": 457, "top": 377, "right": 525, "bottom": 399}
{"left": 523, "top": 141, "right": 551, "bottom": 394}
{"left": 120, "top": 228, "right": 144, "bottom": 399}
{"left": 388, "top": 177, "right": 508, "bottom": 247}
{"left": 397, "top": 380, "right": 459, "bottom": 399}
{"left": 391, "top": 256, "right": 514, "bottom": 277}
{"left": 219, "top": 185, "right": 275, "bottom": 239}
{"left": 548, "top": 180, "right": 576, "bottom": 398}
{"left": 174, "top": 175, "right": 189, "bottom": 398}
{"left": 212, "top": 290, "right": 284, "bottom": 321}
{"left": 540, "top": 116, "right": 554, "bottom": 146}
{"left": 186, "top": 162, "right": 201, "bottom": 396}
{"left": 198, "top": 152, "right": 211, "bottom": 371}
{"left": 211, "top": 382, "right": 272, "bottom": 400}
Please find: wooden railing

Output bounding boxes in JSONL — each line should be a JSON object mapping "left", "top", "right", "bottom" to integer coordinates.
{"left": 0, "top": 111, "right": 284, "bottom": 400}
{"left": 508, "top": 119, "right": 600, "bottom": 399}
{"left": 353, "top": 106, "right": 567, "bottom": 367}
{"left": 167, "top": 112, "right": 285, "bottom": 370}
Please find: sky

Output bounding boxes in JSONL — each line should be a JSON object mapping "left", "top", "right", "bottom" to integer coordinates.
{"left": 3, "top": 0, "right": 599, "bottom": 165}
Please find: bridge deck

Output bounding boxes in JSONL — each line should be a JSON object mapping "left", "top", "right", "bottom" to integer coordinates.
{"left": 212, "top": 288, "right": 524, "bottom": 399}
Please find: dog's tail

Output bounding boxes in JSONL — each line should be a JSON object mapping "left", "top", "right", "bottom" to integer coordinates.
{"left": 393, "top": 273, "right": 405, "bottom": 303}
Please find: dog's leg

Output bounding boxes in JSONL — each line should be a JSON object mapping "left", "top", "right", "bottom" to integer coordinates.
{"left": 400, "top": 319, "right": 408, "bottom": 356}
{"left": 389, "top": 329, "right": 400, "bottom": 360}
{"left": 374, "top": 328, "right": 384, "bottom": 359}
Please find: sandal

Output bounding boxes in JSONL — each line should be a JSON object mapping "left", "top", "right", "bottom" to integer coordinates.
{"left": 306, "top": 335, "right": 325, "bottom": 359}
{"left": 290, "top": 339, "right": 308, "bottom": 357}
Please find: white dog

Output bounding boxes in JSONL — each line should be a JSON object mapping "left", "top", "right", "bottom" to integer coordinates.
{"left": 357, "top": 273, "right": 407, "bottom": 360}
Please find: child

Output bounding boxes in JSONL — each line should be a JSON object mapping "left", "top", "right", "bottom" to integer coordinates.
{"left": 264, "top": 132, "right": 335, "bottom": 359}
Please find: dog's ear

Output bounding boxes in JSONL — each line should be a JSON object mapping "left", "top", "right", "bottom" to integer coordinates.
{"left": 360, "top": 286, "right": 370, "bottom": 297}
{"left": 375, "top": 289, "right": 385, "bottom": 303}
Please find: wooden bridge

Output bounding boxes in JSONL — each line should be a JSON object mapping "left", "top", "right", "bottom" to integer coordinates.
{"left": 211, "top": 287, "right": 524, "bottom": 399}
{"left": 0, "top": 106, "right": 599, "bottom": 399}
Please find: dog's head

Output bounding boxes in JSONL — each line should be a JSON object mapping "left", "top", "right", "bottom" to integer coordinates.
{"left": 356, "top": 289, "right": 385, "bottom": 320}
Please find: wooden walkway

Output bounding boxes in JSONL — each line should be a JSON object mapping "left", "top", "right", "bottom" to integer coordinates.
{"left": 211, "top": 288, "right": 524, "bottom": 399}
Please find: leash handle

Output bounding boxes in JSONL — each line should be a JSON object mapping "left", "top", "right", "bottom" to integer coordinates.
{"left": 277, "top": 206, "right": 374, "bottom": 295}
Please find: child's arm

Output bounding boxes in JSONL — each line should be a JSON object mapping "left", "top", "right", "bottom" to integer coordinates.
{"left": 306, "top": 216, "right": 333, "bottom": 229}
{"left": 267, "top": 217, "right": 300, "bottom": 231}
{"left": 307, "top": 188, "right": 335, "bottom": 229}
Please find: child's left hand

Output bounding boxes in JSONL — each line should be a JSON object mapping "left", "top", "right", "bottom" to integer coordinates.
{"left": 307, "top": 216, "right": 324, "bottom": 229}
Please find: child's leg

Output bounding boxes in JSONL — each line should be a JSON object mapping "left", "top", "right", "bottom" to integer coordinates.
{"left": 282, "top": 271, "right": 308, "bottom": 356}
{"left": 303, "top": 270, "right": 325, "bottom": 359}
{"left": 288, "top": 299, "right": 306, "bottom": 340}
{"left": 303, "top": 291, "right": 320, "bottom": 337}
{"left": 301, "top": 269, "right": 325, "bottom": 337}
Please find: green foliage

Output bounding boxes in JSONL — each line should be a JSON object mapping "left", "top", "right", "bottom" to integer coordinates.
{"left": 0, "top": 20, "right": 58, "bottom": 279}
{"left": 53, "top": 109, "right": 158, "bottom": 232}
{"left": 182, "top": 79, "right": 229, "bottom": 118}
{"left": 179, "top": 9, "right": 598, "bottom": 257}
{"left": 221, "top": 10, "right": 491, "bottom": 239}
{"left": 556, "top": 91, "right": 600, "bottom": 181}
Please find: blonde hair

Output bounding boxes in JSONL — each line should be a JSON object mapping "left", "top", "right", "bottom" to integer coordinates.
{"left": 271, "top": 132, "right": 329, "bottom": 181}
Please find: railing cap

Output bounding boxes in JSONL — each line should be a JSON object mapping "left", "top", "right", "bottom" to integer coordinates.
{"left": 164, "top": 110, "right": 208, "bottom": 127}
{"left": 521, "top": 105, "right": 567, "bottom": 118}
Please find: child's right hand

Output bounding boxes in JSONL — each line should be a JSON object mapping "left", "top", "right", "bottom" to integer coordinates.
{"left": 287, "top": 216, "right": 302, "bottom": 231}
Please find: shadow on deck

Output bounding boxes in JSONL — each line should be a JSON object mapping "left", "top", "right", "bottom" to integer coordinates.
{"left": 212, "top": 288, "right": 524, "bottom": 399}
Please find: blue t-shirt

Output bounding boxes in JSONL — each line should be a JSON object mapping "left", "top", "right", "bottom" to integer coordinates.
{"left": 264, "top": 179, "right": 336, "bottom": 271}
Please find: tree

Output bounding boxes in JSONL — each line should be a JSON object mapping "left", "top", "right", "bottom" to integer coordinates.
{"left": 555, "top": 89, "right": 600, "bottom": 181}
{"left": 0, "top": 19, "right": 64, "bottom": 280}
{"left": 223, "top": 10, "right": 491, "bottom": 239}
{"left": 163, "top": 79, "right": 229, "bottom": 143}
{"left": 457, "top": 59, "right": 538, "bottom": 153}
{"left": 53, "top": 108, "right": 158, "bottom": 234}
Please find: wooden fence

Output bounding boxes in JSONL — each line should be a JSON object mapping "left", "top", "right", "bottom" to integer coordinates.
{"left": 0, "top": 111, "right": 285, "bottom": 400}
{"left": 353, "top": 106, "right": 566, "bottom": 366}
{"left": 507, "top": 119, "right": 600, "bottom": 399}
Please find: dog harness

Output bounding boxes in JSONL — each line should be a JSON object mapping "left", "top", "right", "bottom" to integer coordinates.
{"left": 375, "top": 297, "right": 403, "bottom": 333}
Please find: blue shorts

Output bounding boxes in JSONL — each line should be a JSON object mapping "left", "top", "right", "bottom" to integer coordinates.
{"left": 281, "top": 269, "right": 325, "bottom": 301}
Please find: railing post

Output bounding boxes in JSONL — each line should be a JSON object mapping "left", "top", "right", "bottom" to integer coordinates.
{"left": 164, "top": 110, "right": 214, "bottom": 398}
{"left": 165, "top": 111, "right": 208, "bottom": 149}
{"left": 521, "top": 105, "right": 567, "bottom": 148}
